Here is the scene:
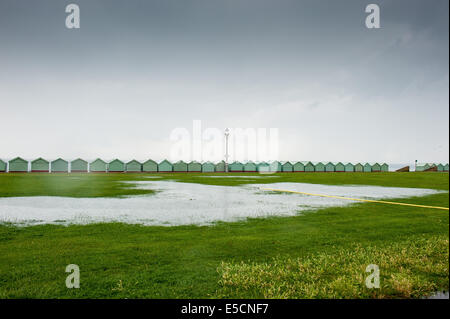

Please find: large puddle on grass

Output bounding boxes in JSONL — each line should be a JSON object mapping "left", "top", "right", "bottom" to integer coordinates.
{"left": 0, "top": 181, "right": 445, "bottom": 227}
{"left": 201, "top": 175, "right": 279, "bottom": 178}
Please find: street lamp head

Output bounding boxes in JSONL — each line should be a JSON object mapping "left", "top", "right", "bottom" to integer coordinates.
{"left": 224, "top": 128, "right": 230, "bottom": 136}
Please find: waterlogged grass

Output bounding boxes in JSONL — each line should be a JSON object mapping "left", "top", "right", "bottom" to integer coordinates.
{"left": 0, "top": 172, "right": 448, "bottom": 198}
{"left": 216, "top": 235, "right": 449, "bottom": 299}
{"left": 0, "top": 173, "right": 155, "bottom": 198}
{"left": 158, "top": 172, "right": 450, "bottom": 190}
{"left": 0, "top": 172, "right": 448, "bottom": 298}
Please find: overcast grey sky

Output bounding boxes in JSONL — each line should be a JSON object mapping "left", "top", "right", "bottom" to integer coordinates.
{"left": 0, "top": 0, "right": 448, "bottom": 164}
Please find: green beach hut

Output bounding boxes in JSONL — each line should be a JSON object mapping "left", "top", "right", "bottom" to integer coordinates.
{"left": 363, "top": 163, "right": 372, "bottom": 172}
{"left": 270, "top": 161, "right": 282, "bottom": 172}
{"left": 71, "top": 158, "right": 88, "bottom": 172}
{"left": 314, "top": 162, "right": 325, "bottom": 172}
{"left": 257, "top": 162, "right": 269, "bottom": 173}
{"left": 215, "top": 161, "right": 226, "bottom": 172}
{"left": 334, "top": 162, "right": 345, "bottom": 172}
{"left": 293, "top": 162, "right": 305, "bottom": 172}
{"left": 281, "top": 161, "right": 293, "bottom": 172}
{"left": 444, "top": 164, "right": 449, "bottom": 172}
{"left": 354, "top": 163, "right": 364, "bottom": 172}
{"left": 415, "top": 163, "right": 430, "bottom": 172}
{"left": 90, "top": 159, "right": 107, "bottom": 172}
{"left": 243, "top": 161, "right": 257, "bottom": 172}
{"left": 31, "top": 158, "right": 49, "bottom": 172}
{"left": 142, "top": 159, "right": 158, "bottom": 172}
{"left": 108, "top": 159, "right": 125, "bottom": 172}
{"left": 8, "top": 157, "right": 28, "bottom": 172}
{"left": 188, "top": 161, "right": 202, "bottom": 172}
{"left": 325, "top": 162, "right": 335, "bottom": 172}
{"left": 126, "top": 160, "right": 142, "bottom": 172}
{"left": 202, "top": 162, "right": 215, "bottom": 172}
{"left": 158, "top": 160, "right": 173, "bottom": 172}
{"left": 0, "top": 159, "right": 6, "bottom": 172}
{"left": 344, "top": 163, "right": 354, "bottom": 172}
{"left": 173, "top": 160, "right": 188, "bottom": 172}
{"left": 371, "top": 163, "right": 381, "bottom": 172}
{"left": 304, "top": 161, "right": 315, "bottom": 172}
{"left": 436, "top": 163, "right": 444, "bottom": 172}
{"left": 381, "top": 163, "right": 389, "bottom": 172}
{"left": 51, "top": 158, "right": 68, "bottom": 173}
{"left": 229, "top": 161, "right": 244, "bottom": 172}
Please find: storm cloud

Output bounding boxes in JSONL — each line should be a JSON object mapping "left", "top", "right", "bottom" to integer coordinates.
{"left": 0, "top": 0, "right": 448, "bottom": 164}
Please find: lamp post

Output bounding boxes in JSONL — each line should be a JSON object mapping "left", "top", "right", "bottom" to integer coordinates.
{"left": 224, "top": 128, "right": 230, "bottom": 173}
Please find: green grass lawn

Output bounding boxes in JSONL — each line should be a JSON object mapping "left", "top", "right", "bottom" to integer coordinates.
{"left": 0, "top": 172, "right": 448, "bottom": 298}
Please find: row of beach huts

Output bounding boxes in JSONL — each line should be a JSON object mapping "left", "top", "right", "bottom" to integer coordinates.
{"left": 415, "top": 163, "right": 450, "bottom": 172}
{"left": 0, "top": 157, "right": 448, "bottom": 173}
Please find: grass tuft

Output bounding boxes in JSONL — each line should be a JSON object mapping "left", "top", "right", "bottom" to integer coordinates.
{"left": 216, "top": 235, "right": 449, "bottom": 299}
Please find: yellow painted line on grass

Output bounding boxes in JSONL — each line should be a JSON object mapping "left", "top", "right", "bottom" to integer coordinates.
{"left": 259, "top": 187, "right": 449, "bottom": 211}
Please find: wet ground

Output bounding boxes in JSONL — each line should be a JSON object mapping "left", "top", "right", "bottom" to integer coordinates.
{"left": 0, "top": 181, "right": 445, "bottom": 227}
{"left": 425, "top": 291, "right": 449, "bottom": 299}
